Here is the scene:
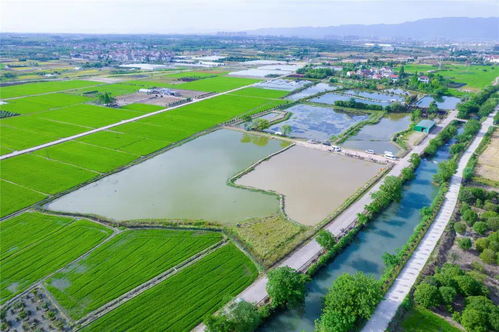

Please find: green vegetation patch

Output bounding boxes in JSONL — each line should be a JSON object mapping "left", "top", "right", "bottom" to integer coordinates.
{"left": 0, "top": 212, "right": 112, "bottom": 303}
{"left": 120, "top": 103, "right": 164, "bottom": 112}
{"left": 34, "top": 141, "right": 138, "bottom": 173}
{"left": 229, "top": 87, "right": 289, "bottom": 99}
{"left": 0, "top": 93, "right": 91, "bottom": 114}
{"left": 0, "top": 153, "right": 98, "bottom": 194}
{"left": 46, "top": 229, "right": 223, "bottom": 319}
{"left": 437, "top": 65, "right": 499, "bottom": 89}
{"left": 0, "top": 180, "right": 47, "bottom": 217}
{"left": 163, "top": 71, "right": 226, "bottom": 79}
{"left": 230, "top": 215, "right": 306, "bottom": 267}
{"left": 400, "top": 305, "right": 462, "bottom": 332}
{"left": 74, "top": 83, "right": 145, "bottom": 97}
{"left": 0, "top": 80, "right": 101, "bottom": 99}
{"left": 83, "top": 244, "right": 257, "bottom": 332}
{"left": 171, "top": 76, "right": 260, "bottom": 93}
{"left": 38, "top": 104, "right": 139, "bottom": 128}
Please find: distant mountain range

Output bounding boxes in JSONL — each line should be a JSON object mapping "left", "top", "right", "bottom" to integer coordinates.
{"left": 246, "top": 17, "right": 499, "bottom": 41}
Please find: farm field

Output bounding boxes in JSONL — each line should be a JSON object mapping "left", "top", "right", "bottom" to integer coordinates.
{"left": 0, "top": 180, "right": 47, "bottom": 217}
{"left": 33, "top": 141, "right": 138, "bottom": 173}
{"left": 46, "top": 229, "right": 223, "bottom": 319}
{"left": 0, "top": 153, "right": 97, "bottom": 195}
{"left": 0, "top": 212, "right": 112, "bottom": 303}
{"left": 167, "top": 76, "right": 260, "bottom": 92}
{"left": 162, "top": 70, "right": 226, "bottom": 79}
{"left": 0, "top": 93, "right": 91, "bottom": 114}
{"left": 229, "top": 87, "right": 290, "bottom": 99}
{"left": 120, "top": 103, "right": 164, "bottom": 112}
{"left": 437, "top": 64, "right": 499, "bottom": 89}
{"left": 72, "top": 83, "right": 150, "bottom": 97}
{"left": 0, "top": 80, "right": 101, "bottom": 99}
{"left": 0, "top": 103, "right": 159, "bottom": 153}
{"left": 474, "top": 129, "right": 499, "bottom": 186}
{"left": 0, "top": 93, "right": 288, "bottom": 217}
{"left": 82, "top": 243, "right": 257, "bottom": 332}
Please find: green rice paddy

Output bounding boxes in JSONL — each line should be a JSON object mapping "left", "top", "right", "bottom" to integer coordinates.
{"left": 168, "top": 76, "right": 260, "bottom": 92}
{"left": 46, "top": 229, "right": 223, "bottom": 319}
{"left": 0, "top": 212, "right": 112, "bottom": 303}
{"left": 82, "top": 243, "right": 257, "bottom": 332}
{"left": 230, "top": 87, "right": 290, "bottom": 99}
{"left": 0, "top": 80, "right": 101, "bottom": 99}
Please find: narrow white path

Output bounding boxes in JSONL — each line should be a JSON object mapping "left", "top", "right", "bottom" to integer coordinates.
{"left": 0, "top": 83, "right": 258, "bottom": 161}
{"left": 236, "top": 111, "right": 457, "bottom": 306}
{"left": 362, "top": 112, "right": 496, "bottom": 332}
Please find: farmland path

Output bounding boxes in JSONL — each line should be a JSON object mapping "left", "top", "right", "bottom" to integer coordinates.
{"left": 235, "top": 111, "right": 457, "bottom": 306}
{"left": 0, "top": 82, "right": 262, "bottom": 161}
{"left": 76, "top": 239, "right": 228, "bottom": 329}
{"left": 362, "top": 111, "right": 497, "bottom": 332}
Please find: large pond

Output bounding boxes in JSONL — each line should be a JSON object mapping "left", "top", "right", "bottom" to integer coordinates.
{"left": 266, "top": 104, "right": 369, "bottom": 141}
{"left": 258, "top": 129, "right": 457, "bottom": 331}
{"left": 236, "top": 146, "right": 384, "bottom": 225}
{"left": 341, "top": 113, "right": 411, "bottom": 155}
{"left": 416, "top": 96, "right": 461, "bottom": 110}
{"left": 45, "top": 129, "right": 287, "bottom": 224}
{"left": 285, "top": 83, "right": 338, "bottom": 101}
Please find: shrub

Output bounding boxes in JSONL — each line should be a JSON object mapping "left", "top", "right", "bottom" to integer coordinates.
{"left": 439, "top": 286, "right": 457, "bottom": 304}
{"left": 473, "top": 222, "right": 488, "bottom": 235}
{"left": 316, "top": 230, "right": 336, "bottom": 251}
{"left": 479, "top": 249, "right": 497, "bottom": 265}
{"left": 486, "top": 217, "right": 499, "bottom": 231}
{"left": 414, "top": 283, "right": 441, "bottom": 308}
{"left": 461, "top": 296, "right": 499, "bottom": 332}
{"left": 455, "top": 275, "right": 487, "bottom": 296}
{"left": 315, "top": 273, "right": 383, "bottom": 332}
{"left": 454, "top": 222, "right": 467, "bottom": 235}
{"left": 267, "top": 267, "right": 309, "bottom": 309}
{"left": 457, "top": 237, "right": 472, "bottom": 250}
{"left": 475, "top": 238, "right": 489, "bottom": 252}
{"left": 463, "top": 210, "right": 478, "bottom": 226}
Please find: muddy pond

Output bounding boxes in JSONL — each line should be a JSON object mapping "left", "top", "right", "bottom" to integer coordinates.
{"left": 46, "top": 130, "right": 288, "bottom": 224}
{"left": 236, "top": 146, "right": 384, "bottom": 225}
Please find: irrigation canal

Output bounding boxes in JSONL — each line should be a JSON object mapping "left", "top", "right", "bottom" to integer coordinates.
{"left": 257, "top": 127, "right": 460, "bottom": 331}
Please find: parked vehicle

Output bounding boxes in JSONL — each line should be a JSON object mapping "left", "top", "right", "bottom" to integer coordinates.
{"left": 365, "top": 149, "right": 375, "bottom": 154}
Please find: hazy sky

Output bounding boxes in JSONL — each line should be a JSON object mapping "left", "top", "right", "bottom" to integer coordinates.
{"left": 1, "top": 0, "right": 498, "bottom": 34}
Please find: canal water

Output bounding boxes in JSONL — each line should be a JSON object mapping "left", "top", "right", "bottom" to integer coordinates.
{"left": 341, "top": 113, "right": 411, "bottom": 155}
{"left": 45, "top": 129, "right": 286, "bottom": 224}
{"left": 259, "top": 132, "right": 456, "bottom": 331}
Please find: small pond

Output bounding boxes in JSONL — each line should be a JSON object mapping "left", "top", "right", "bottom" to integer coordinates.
{"left": 416, "top": 96, "right": 461, "bottom": 110}
{"left": 45, "top": 129, "right": 288, "bottom": 224}
{"left": 341, "top": 113, "right": 412, "bottom": 155}
{"left": 285, "top": 83, "right": 338, "bottom": 101}
{"left": 266, "top": 104, "right": 369, "bottom": 141}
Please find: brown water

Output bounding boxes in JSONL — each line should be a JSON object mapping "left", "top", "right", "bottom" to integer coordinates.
{"left": 236, "top": 146, "right": 384, "bottom": 225}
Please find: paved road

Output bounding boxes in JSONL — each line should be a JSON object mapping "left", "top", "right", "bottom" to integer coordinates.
{"left": 362, "top": 111, "right": 496, "bottom": 332}
{"left": 237, "top": 111, "right": 457, "bottom": 305}
{"left": 0, "top": 83, "right": 261, "bottom": 161}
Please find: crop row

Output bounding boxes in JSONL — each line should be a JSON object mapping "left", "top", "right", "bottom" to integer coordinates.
{"left": 45, "top": 229, "right": 223, "bottom": 320}
{"left": 83, "top": 243, "right": 257, "bottom": 332}
{"left": 0, "top": 212, "right": 112, "bottom": 303}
